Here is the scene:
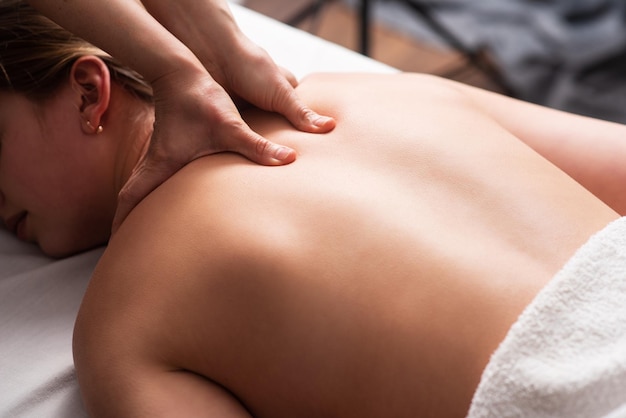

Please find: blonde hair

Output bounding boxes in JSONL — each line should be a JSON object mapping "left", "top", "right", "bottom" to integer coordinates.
{"left": 0, "top": 0, "right": 153, "bottom": 102}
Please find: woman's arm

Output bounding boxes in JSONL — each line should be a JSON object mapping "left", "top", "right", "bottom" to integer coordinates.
{"left": 74, "top": 344, "right": 253, "bottom": 418}
{"left": 453, "top": 79, "right": 626, "bottom": 214}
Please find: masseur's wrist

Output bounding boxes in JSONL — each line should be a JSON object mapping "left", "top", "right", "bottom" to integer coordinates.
{"left": 138, "top": 0, "right": 268, "bottom": 96}
{"left": 140, "top": 0, "right": 243, "bottom": 75}
{"left": 145, "top": 46, "right": 209, "bottom": 87}
{"left": 149, "top": 59, "right": 218, "bottom": 104}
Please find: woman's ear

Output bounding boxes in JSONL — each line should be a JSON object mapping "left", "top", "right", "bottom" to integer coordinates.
{"left": 70, "top": 56, "right": 111, "bottom": 134}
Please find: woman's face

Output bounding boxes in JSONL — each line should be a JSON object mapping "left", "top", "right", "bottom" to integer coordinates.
{"left": 0, "top": 89, "right": 115, "bottom": 257}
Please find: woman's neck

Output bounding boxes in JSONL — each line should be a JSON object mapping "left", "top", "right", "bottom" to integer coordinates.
{"left": 112, "top": 101, "right": 154, "bottom": 199}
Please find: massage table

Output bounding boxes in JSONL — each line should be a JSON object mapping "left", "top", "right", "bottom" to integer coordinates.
{"left": 0, "top": 4, "right": 393, "bottom": 417}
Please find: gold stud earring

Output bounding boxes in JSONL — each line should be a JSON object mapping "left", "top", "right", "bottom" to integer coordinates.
{"left": 86, "top": 120, "right": 104, "bottom": 134}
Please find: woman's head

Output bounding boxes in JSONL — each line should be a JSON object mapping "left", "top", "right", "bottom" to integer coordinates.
{"left": 0, "top": 0, "right": 155, "bottom": 257}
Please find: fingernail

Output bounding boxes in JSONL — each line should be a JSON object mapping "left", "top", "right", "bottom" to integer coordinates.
{"left": 308, "top": 113, "right": 330, "bottom": 128}
{"left": 272, "top": 146, "right": 291, "bottom": 160}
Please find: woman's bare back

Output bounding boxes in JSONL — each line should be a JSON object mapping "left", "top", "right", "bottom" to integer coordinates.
{"left": 73, "top": 73, "right": 618, "bottom": 417}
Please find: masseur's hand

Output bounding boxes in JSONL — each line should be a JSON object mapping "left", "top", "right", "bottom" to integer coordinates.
{"left": 112, "top": 63, "right": 332, "bottom": 233}
{"left": 207, "top": 33, "right": 336, "bottom": 133}
{"left": 138, "top": 0, "right": 337, "bottom": 136}
{"left": 110, "top": 3, "right": 337, "bottom": 233}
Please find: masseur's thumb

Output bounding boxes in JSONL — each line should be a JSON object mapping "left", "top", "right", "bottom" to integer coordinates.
{"left": 228, "top": 128, "right": 297, "bottom": 166}
{"left": 271, "top": 76, "right": 336, "bottom": 134}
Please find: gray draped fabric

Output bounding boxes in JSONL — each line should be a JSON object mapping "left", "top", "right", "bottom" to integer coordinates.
{"left": 352, "top": 0, "right": 626, "bottom": 122}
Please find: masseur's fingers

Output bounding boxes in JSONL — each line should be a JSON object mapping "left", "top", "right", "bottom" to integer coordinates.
{"left": 111, "top": 72, "right": 297, "bottom": 233}
{"left": 196, "top": 107, "right": 298, "bottom": 166}
{"left": 218, "top": 42, "right": 336, "bottom": 134}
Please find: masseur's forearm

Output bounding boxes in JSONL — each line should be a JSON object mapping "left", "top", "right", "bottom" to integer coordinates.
{"left": 26, "top": 0, "right": 206, "bottom": 83}
{"left": 138, "top": 0, "right": 245, "bottom": 83}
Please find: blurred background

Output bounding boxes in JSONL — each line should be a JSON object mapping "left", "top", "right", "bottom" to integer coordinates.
{"left": 240, "top": 0, "right": 626, "bottom": 124}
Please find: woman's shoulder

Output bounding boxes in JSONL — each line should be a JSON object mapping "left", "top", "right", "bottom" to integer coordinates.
{"left": 103, "top": 152, "right": 286, "bottom": 276}
{"left": 294, "top": 72, "right": 470, "bottom": 121}
{"left": 75, "top": 157, "right": 251, "bottom": 360}
{"left": 297, "top": 72, "right": 459, "bottom": 96}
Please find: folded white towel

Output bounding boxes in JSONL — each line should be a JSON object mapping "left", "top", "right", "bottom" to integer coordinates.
{"left": 468, "top": 217, "right": 626, "bottom": 418}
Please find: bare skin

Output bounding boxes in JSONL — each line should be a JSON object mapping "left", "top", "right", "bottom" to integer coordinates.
{"left": 73, "top": 73, "right": 620, "bottom": 417}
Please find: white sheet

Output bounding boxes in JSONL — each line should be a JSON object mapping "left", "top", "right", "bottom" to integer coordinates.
{"left": 0, "top": 4, "right": 393, "bottom": 417}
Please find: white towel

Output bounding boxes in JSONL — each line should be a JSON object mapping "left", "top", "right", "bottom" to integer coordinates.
{"left": 468, "top": 216, "right": 626, "bottom": 418}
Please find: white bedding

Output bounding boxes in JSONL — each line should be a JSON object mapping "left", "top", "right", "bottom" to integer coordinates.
{"left": 0, "top": 4, "right": 393, "bottom": 417}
